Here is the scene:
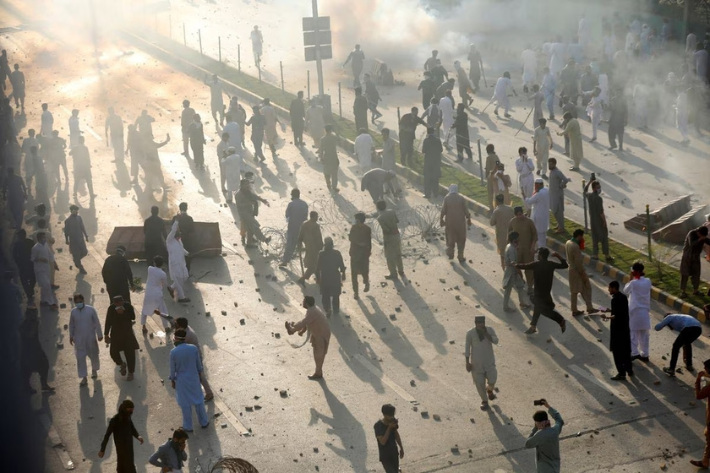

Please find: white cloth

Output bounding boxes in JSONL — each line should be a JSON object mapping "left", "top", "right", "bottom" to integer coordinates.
{"left": 515, "top": 156, "right": 535, "bottom": 203}
{"left": 222, "top": 152, "right": 243, "bottom": 193}
{"left": 141, "top": 265, "right": 169, "bottom": 327}
{"left": 222, "top": 121, "right": 242, "bottom": 152}
{"left": 492, "top": 77, "right": 512, "bottom": 112}
{"left": 41, "top": 111, "right": 54, "bottom": 137}
{"left": 354, "top": 133, "right": 374, "bottom": 170}
{"left": 167, "top": 221, "right": 189, "bottom": 282}
{"left": 439, "top": 96, "right": 454, "bottom": 132}
{"left": 525, "top": 187, "right": 550, "bottom": 236}
{"left": 31, "top": 242, "right": 56, "bottom": 305}
{"left": 549, "top": 42, "right": 566, "bottom": 76}
{"left": 522, "top": 49, "right": 537, "bottom": 86}
{"left": 630, "top": 329, "right": 650, "bottom": 357}
{"left": 69, "top": 305, "right": 102, "bottom": 378}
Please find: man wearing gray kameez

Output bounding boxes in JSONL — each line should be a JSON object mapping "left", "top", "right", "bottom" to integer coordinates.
{"left": 525, "top": 400, "right": 564, "bottom": 473}
{"left": 63, "top": 205, "right": 89, "bottom": 274}
{"left": 584, "top": 179, "right": 612, "bottom": 261}
{"left": 377, "top": 200, "right": 404, "bottom": 279}
{"left": 69, "top": 293, "right": 102, "bottom": 386}
{"left": 361, "top": 168, "right": 396, "bottom": 204}
{"left": 169, "top": 329, "right": 209, "bottom": 431}
{"left": 465, "top": 316, "right": 499, "bottom": 410}
{"left": 503, "top": 232, "right": 531, "bottom": 312}
{"left": 280, "top": 189, "right": 309, "bottom": 267}
{"left": 547, "top": 158, "right": 571, "bottom": 233}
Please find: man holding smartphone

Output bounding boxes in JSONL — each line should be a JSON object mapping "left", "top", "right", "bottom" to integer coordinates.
{"left": 374, "top": 404, "right": 404, "bottom": 473}
{"left": 525, "top": 399, "right": 564, "bottom": 472}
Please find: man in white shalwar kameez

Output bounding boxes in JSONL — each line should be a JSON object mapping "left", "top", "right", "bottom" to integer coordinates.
{"left": 69, "top": 293, "right": 102, "bottom": 386}
{"left": 68, "top": 109, "right": 82, "bottom": 147}
{"left": 585, "top": 87, "right": 603, "bottom": 142}
{"left": 521, "top": 46, "right": 537, "bottom": 93}
{"left": 541, "top": 67, "right": 557, "bottom": 120}
{"left": 222, "top": 146, "right": 243, "bottom": 203}
{"left": 438, "top": 93, "right": 455, "bottom": 148}
{"left": 492, "top": 72, "right": 516, "bottom": 117}
{"left": 624, "top": 262, "right": 652, "bottom": 362}
{"left": 141, "top": 255, "right": 170, "bottom": 334}
{"left": 515, "top": 147, "right": 535, "bottom": 211}
{"left": 167, "top": 221, "right": 190, "bottom": 303}
{"left": 578, "top": 15, "right": 591, "bottom": 50}
{"left": 524, "top": 178, "right": 550, "bottom": 249}
{"left": 465, "top": 316, "right": 499, "bottom": 410}
{"left": 31, "top": 232, "right": 58, "bottom": 310}
{"left": 354, "top": 129, "right": 374, "bottom": 172}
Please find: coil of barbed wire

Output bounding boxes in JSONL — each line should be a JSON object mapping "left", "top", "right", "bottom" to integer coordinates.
{"left": 209, "top": 456, "right": 259, "bottom": 473}
{"left": 260, "top": 227, "right": 287, "bottom": 260}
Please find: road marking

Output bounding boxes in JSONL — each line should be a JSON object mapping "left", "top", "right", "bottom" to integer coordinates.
{"left": 39, "top": 413, "right": 75, "bottom": 470}
{"left": 59, "top": 105, "right": 102, "bottom": 142}
{"left": 353, "top": 354, "right": 417, "bottom": 404}
{"left": 152, "top": 101, "right": 172, "bottom": 115}
{"left": 568, "top": 364, "right": 626, "bottom": 400}
{"left": 212, "top": 396, "right": 251, "bottom": 436}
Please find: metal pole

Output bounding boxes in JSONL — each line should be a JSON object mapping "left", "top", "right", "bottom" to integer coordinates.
{"left": 198, "top": 29, "right": 203, "bottom": 55}
{"left": 238, "top": 44, "right": 241, "bottom": 72}
{"left": 219, "top": 36, "right": 222, "bottom": 63}
{"left": 646, "top": 204, "right": 652, "bottom": 261}
{"left": 183, "top": 23, "right": 186, "bottom": 47}
{"left": 582, "top": 179, "right": 588, "bottom": 231}
{"left": 397, "top": 107, "right": 401, "bottom": 123}
{"left": 280, "top": 61, "right": 284, "bottom": 93}
{"left": 338, "top": 82, "right": 342, "bottom": 117}
{"left": 307, "top": 70, "right": 311, "bottom": 99}
{"left": 477, "top": 139, "right": 483, "bottom": 183}
{"left": 312, "top": 0, "right": 325, "bottom": 98}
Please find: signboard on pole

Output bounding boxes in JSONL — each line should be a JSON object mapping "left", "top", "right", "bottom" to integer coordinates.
{"left": 302, "top": 16, "right": 330, "bottom": 32}
{"left": 304, "top": 45, "right": 332, "bottom": 62}
{"left": 303, "top": 30, "right": 332, "bottom": 47}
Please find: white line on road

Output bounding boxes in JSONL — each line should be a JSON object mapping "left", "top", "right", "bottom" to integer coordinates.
{"left": 39, "top": 413, "right": 75, "bottom": 470}
{"left": 568, "top": 364, "right": 626, "bottom": 400}
{"left": 353, "top": 354, "right": 417, "bottom": 404}
{"left": 59, "top": 105, "right": 102, "bottom": 142}
{"left": 212, "top": 396, "right": 251, "bottom": 436}
{"left": 152, "top": 101, "right": 172, "bottom": 115}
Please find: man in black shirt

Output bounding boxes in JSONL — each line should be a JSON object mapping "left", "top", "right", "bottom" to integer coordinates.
{"left": 374, "top": 404, "right": 404, "bottom": 473}
{"left": 104, "top": 296, "right": 140, "bottom": 381}
{"left": 602, "top": 281, "right": 633, "bottom": 380}
{"left": 143, "top": 206, "right": 167, "bottom": 263}
{"left": 517, "top": 247, "right": 569, "bottom": 335}
{"left": 290, "top": 91, "right": 306, "bottom": 147}
{"left": 102, "top": 245, "right": 134, "bottom": 303}
{"left": 173, "top": 202, "right": 196, "bottom": 271}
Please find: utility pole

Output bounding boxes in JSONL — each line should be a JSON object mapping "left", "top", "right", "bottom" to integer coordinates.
{"left": 312, "top": 0, "right": 325, "bottom": 98}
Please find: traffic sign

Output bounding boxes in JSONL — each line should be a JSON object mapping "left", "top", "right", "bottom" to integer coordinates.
{"left": 302, "top": 16, "right": 330, "bottom": 32}
{"left": 305, "top": 45, "right": 332, "bottom": 62}
{"left": 303, "top": 30, "right": 332, "bottom": 47}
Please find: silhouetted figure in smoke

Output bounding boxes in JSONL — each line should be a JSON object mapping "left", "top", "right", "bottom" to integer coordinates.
{"left": 9, "top": 64, "right": 25, "bottom": 110}
{"left": 467, "top": 44, "right": 483, "bottom": 93}
{"left": 423, "top": 49, "right": 439, "bottom": 72}
{"left": 289, "top": 91, "right": 306, "bottom": 147}
{"left": 180, "top": 99, "right": 195, "bottom": 158}
{"left": 105, "top": 107, "right": 124, "bottom": 162}
{"left": 245, "top": 106, "right": 266, "bottom": 162}
{"left": 141, "top": 133, "right": 170, "bottom": 193}
{"left": 205, "top": 74, "right": 225, "bottom": 127}
{"left": 0, "top": 49, "right": 10, "bottom": 90}
{"left": 135, "top": 109, "right": 155, "bottom": 139}
{"left": 68, "top": 108, "right": 82, "bottom": 147}
{"left": 126, "top": 124, "right": 143, "bottom": 183}
{"left": 188, "top": 114, "right": 205, "bottom": 170}
{"left": 343, "top": 44, "right": 365, "bottom": 88}
{"left": 353, "top": 87, "right": 368, "bottom": 133}
{"left": 4, "top": 167, "right": 27, "bottom": 229}
{"left": 70, "top": 136, "right": 95, "bottom": 201}
{"left": 251, "top": 25, "right": 263, "bottom": 66}
{"left": 429, "top": 59, "right": 448, "bottom": 86}
{"left": 364, "top": 73, "right": 382, "bottom": 123}
{"left": 418, "top": 71, "right": 436, "bottom": 110}
{"left": 398, "top": 106, "right": 426, "bottom": 167}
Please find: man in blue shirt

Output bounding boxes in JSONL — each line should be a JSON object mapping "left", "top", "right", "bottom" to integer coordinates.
{"left": 655, "top": 314, "right": 703, "bottom": 377}
{"left": 525, "top": 399, "right": 564, "bottom": 472}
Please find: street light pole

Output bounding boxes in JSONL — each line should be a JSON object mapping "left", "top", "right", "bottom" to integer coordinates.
{"left": 312, "top": 0, "right": 325, "bottom": 98}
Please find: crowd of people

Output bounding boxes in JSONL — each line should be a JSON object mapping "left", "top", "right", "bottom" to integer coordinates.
{"left": 2, "top": 6, "right": 710, "bottom": 472}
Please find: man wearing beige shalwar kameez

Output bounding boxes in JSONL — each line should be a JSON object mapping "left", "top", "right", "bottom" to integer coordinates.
{"left": 565, "top": 229, "right": 599, "bottom": 316}
{"left": 490, "top": 195, "right": 515, "bottom": 269}
{"left": 440, "top": 184, "right": 471, "bottom": 263}
{"left": 509, "top": 206, "right": 538, "bottom": 297}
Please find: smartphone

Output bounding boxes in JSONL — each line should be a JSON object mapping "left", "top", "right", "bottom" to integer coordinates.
{"left": 590, "top": 172, "right": 596, "bottom": 181}
{"left": 533, "top": 399, "right": 545, "bottom": 406}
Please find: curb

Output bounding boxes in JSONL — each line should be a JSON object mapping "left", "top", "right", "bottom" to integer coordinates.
{"left": 545, "top": 239, "right": 706, "bottom": 321}
{"left": 122, "top": 29, "right": 706, "bottom": 321}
